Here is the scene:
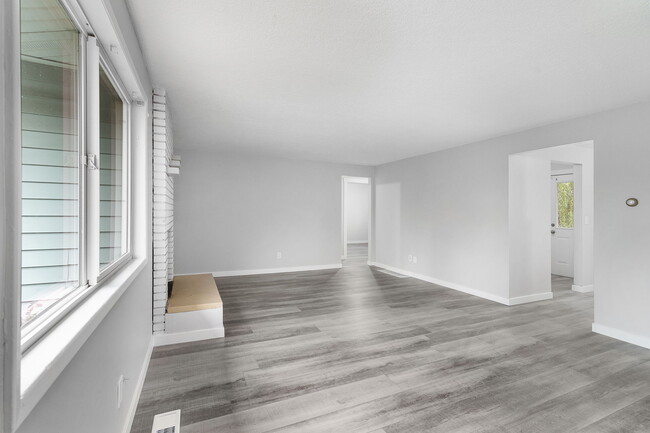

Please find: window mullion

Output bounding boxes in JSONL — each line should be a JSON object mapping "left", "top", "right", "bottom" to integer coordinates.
{"left": 78, "top": 33, "right": 88, "bottom": 288}
{"left": 86, "top": 36, "right": 100, "bottom": 285}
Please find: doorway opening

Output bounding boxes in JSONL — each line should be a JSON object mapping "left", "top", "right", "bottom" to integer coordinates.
{"left": 508, "top": 141, "right": 594, "bottom": 306}
{"left": 551, "top": 164, "right": 575, "bottom": 279}
{"left": 341, "top": 176, "right": 371, "bottom": 266}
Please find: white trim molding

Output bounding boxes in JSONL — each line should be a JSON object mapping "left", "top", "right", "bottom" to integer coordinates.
{"left": 177, "top": 263, "right": 343, "bottom": 278}
{"left": 592, "top": 323, "right": 650, "bottom": 350}
{"left": 572, "top": 284, "right": 594, "bottom": 293}
{"left": 122, "top": 336, "right": 153, "bottom": 433}
{"left": 369, "top": 262, "right": 511, "bottom": 306}
{"left": 507, "top": 292, "right": 554, "bottom": 305}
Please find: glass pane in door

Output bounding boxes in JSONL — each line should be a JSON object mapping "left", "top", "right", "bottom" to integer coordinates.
{"left": 557, "top": 181, "right": 574, "bottom": 228}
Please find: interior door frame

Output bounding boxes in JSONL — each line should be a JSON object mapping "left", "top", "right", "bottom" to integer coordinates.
{"left": 551, "top": 170, "right": 575, "bottom": 277}
{"left": 341, "top": 176, "right": 372, "bottom": 261}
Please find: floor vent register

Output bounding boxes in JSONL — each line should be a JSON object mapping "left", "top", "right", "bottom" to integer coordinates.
{"left": 151, "top": 410, "right": 181, "bottom": 433}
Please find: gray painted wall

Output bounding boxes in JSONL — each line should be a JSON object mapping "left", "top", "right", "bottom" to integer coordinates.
{"left": 174, "top": 150, "right": 373, "bottom": 274}
{"left": 373, "top": 101, "right": 650, "bottom": 341}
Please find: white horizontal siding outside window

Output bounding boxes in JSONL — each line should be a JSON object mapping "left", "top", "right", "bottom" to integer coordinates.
{"left": 19, "top": 0, "right": 132, "bottom": 350}
{"left": 20, "top": 0, "right": 82, "bottom": 328}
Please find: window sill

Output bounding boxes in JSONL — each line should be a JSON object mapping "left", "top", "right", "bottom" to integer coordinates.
{"left": 17, "top": 257, "right": 147, "bottom": 427}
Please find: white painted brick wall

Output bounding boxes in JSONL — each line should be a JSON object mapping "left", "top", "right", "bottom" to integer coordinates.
{"left": 152, "top": 88, "right": 175, "bottom": 335}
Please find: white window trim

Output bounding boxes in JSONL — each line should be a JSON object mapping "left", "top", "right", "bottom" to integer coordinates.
{"left": 4, "top": 0, "right": 152, "bottom": 429}
{"left": 97, "top": 49, "right": 133, "bottom": 283}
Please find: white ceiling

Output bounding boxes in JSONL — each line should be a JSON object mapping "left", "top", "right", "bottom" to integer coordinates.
{"left": 126, "top": 0, "right": 650, "bottom": 166}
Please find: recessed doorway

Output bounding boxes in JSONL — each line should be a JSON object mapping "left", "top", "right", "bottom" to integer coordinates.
{"left": 341, "top": 176, "right": 371, "bottom": 264}
{"left": 508, "top": 141, "right": 594, "bottom": 306}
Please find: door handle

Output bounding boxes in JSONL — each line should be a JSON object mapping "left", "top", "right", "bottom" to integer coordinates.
{"left": 551, "top": 230, "right": 556, "bottom": 234}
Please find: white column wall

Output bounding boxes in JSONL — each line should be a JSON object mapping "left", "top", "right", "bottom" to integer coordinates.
{"left": 508, "top": 155, "right": 552, "bottom": 302}
{"left": 152, "top": 89, "right": 174, "bottom": 334}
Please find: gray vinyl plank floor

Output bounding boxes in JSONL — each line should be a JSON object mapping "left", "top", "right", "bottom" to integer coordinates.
{"left": 130, "top": 258, "right": 650, "bottom": 433}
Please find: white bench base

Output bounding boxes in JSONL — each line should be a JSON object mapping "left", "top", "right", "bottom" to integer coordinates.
{"left": 154, "top": 307, "right": 224, "bottom": 346}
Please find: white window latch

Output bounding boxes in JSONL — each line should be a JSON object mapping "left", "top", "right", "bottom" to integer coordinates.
{"left": 84, "top": 154, "right": 98, "bottom": 170}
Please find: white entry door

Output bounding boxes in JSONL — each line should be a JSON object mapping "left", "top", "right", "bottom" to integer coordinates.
{"left": 551, "top": 174, "right": 574, "bottom": 277}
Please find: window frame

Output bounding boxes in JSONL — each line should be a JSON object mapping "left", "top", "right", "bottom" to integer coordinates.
{"left": 20, "top": 5, "right": 89, "bottom": 351}
{"left": 19, "top": 0, "right": 133, "bottom": 352}
{"left": 96, "top": 50, "right": 133, "bottom": 283}
{"left": 5, "top": 0, "right": 149, "bottom": 429}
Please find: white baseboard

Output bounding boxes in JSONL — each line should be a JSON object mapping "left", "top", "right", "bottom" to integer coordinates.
{"left": 153, "top": 327, "right": 225, "bottom": 347}
{"left": 176, "top": 263, "right": 342, "bottom": 278}
{"left": 369, "top": 262, "right": 510, "bottom": 306}
{"left": 572, "top": 284, "right": 594, "bottom": 293}
{"left": 347, "top": 240, "right": 368, "bottom": 244}
{"left": 592, "top": 323, "right": 650, "bottom": 350}
{"left": 122, "top": 336, "right": 154, "bottom": 433}
{"left": 507, "top": 292, "right": 553, "bottom": 305}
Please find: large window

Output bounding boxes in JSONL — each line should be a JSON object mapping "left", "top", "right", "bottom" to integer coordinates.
{"left": 20, "top": 0, "right": 81, "bottom": 326}
{"left": 20, "top": 0, "right": 131, "bottom": 343}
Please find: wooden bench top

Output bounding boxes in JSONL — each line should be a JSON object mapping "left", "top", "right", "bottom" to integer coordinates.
{"left": 167, "top": 274, "right": 223, "bottom": 314}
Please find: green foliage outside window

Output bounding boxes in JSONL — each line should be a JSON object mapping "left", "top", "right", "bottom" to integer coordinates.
{"left": 557, "top": 182, "right": 574, "bottom": 228}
